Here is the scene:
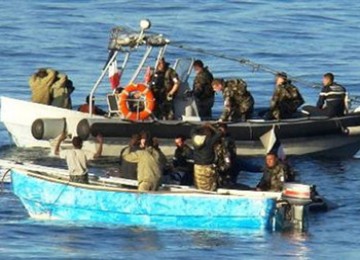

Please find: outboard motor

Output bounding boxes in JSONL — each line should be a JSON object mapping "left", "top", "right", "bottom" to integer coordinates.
{"left": 276, "top": 183, "right": 314, "bottom": 231}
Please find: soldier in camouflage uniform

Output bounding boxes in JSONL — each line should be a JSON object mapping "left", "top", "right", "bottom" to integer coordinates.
{"left": 214, "top": 123, "right": 238, "bottom": 188}
{"left": 256, "top": 153, "right": 295, "bottom": 192}
{"left": 269, "top": 72, "right": 304, "bottom": 120}
{"left": 192, "top": 60, "right": 214, "bottom": 120}
{"left": 212, "top": 78, "right": 254, "bottom": 122}
{"left": 149, "top": 58, "right": 180, "bottom": 120}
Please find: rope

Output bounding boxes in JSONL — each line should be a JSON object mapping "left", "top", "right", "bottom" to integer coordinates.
{"left": 171, "top": 43, "right": 360, "bottom": 103}
{"left": 171, "top": 43, "right": 323, "bottom": 89}
{"left": 0, "top": 169, "right": 11, "bottom": 193}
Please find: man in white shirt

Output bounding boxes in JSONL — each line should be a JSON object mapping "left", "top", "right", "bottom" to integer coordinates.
{"left": 55, "top": 132, "right": 103, "bottom": 184}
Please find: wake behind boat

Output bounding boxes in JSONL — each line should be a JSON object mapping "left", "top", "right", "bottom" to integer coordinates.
{"left": 1, "top": 19, "right": 360, "bottom": 158}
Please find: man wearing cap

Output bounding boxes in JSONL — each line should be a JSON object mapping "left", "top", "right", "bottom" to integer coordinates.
{"left": 212, "top": 78, "right": 254, "bottom": 122}
{"left": 269, "top": 72, "right": 304, "bottom": 120}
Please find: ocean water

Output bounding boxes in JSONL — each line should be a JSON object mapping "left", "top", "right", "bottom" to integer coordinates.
{"left": 1, "top": 0, "right": 360, "bottom": 259}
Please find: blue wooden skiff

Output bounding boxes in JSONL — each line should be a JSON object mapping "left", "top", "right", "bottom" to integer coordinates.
{"left": 10, "top": 168, "right": 279, "bottom": 231}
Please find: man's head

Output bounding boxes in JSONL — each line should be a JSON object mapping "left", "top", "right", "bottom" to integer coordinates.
{"left": 72, "top": 136, "right": 83, "bottom": 149}
{"left": 36, "top": 68, "right": 48, "bottom": 78}
{"left": 323, "top": 72, "right": 334, "bottom": 87}
{"left": 212, "top": 79, "right": 224, "bottom": 92}
{"left": 217, "top": 122, "right": 228, "bottom": 135}
{"left": 129, "top": 133, "right": 140, "bottom": 147}
{"left": 275, "top": 72, "right": 287, "bottom": 86}
{"left": 86, "top": 95, "right": 95, "bottom": 105}
{"left": 139, "top": 131, "right": 153, "bottom": 148}
{"left": 157, "top": 58, "right": 169, "bottom": 72}
{"left": 265, "top": 153, "right": 278, "bottom": 169}
{"left": 175, "top": 135, "right": 186, "bottom": 148}
{"left": 193, "top": 60, "right": 204, "bottom": 74}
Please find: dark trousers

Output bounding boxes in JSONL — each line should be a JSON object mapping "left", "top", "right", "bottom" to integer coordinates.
{"left": 195, "top": 97, "right": 214, "bottom": 120}
{"left": 302, "top": 105, "right": 344, "bottom": 117}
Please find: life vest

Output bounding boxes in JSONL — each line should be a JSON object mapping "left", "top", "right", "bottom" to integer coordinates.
{"left": 119, "top": 83, "right": 155, "bottom": 120}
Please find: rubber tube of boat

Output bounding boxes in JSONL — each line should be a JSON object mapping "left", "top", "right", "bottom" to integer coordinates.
{"left": 343, "top": 126, "right": 360, "bottom": 136}
{"left": 77, "top": 118, "right": 116, "bottom": 140}
{"left": 77, "top": 118, "right": 91, "bottom": 140}
{"left": 31, "top": 118, "right": 66, "bottom": 140}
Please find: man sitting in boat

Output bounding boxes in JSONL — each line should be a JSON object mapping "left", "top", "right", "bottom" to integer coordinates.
{"left": 212, "top": 78, "right": 254, "bottom": 122}
{"left": 122, "top": 131, "right": 167, "bottom": 191}
{"left": 268, "top": 72, "right": 304, "bottom": 120}
{"left": 214, "top": 123, "right": 238, "bottom": 188}
{"left": 192, "top": 59, "right": 214, "bottom": 120}
{"left": 168, "top": 135, "right": 194, "bottom": 185}
{"left": 302, "top": 73, "right": 347, "bottom": 117}
{"left": 191, "top": 123, "right": 222, "bottom": 191}
{"left": 149, "top": 57, "right": 180, "bottom": 120}
{"left": 78, "top": 95, "right": 107, "bottom": 115}
{"left": 54, "top": 132, "right": 104, "bottom": 184}
{"left": 256, "top": 153, "right": 294, "bottom": 192}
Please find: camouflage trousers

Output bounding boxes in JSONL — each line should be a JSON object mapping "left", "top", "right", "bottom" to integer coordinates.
{"left": 138, "top": 179, "right": 160, "bottom": 191}
{"left": 194, "top": 164, "right": 218, "bottom": 191}
{"left": 70, "top": 174, "right": 88, "bottom": 184}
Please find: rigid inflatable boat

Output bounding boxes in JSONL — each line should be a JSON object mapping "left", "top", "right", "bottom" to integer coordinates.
{"left": 1, "top": 19, "right": 360, "bottom": 158}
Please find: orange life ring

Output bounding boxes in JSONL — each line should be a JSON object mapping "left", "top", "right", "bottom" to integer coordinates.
{"left": 119, "top": 83, "right": 155, "bottom": 120}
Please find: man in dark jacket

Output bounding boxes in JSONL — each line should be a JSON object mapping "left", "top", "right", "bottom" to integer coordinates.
{"left": 191, "top": 124, "right": 222, "bottom": 191}
{"left": 193, "top": 60, "right": 214, "bottom": 120}
{"left": 149, "top": 58, "right": 180, "bottom": 120}
{"left": 302, "top": 73, "right": 347, "bottom": 117}
{"left": 170, "top": 135, "right": 194, "bottom": 185}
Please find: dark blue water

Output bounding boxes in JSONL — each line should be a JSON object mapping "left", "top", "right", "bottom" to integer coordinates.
{"left": 1, "top": 0, "right": 360, "bottom": 258}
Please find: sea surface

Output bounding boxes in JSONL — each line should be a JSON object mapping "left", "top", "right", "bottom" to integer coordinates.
{"left": 1, "top": 0, "right": 360, "bottom": 259}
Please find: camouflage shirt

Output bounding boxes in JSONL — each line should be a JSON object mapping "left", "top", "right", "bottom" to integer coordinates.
{"left": 270, "top": 81, "right": 304, "bottom": 119}
{"left": 193, "top": 67, "right": 214, "bottom": 100}
{"left": 220, "top": 79, "right": 254, "bottom": 121}
{"left": 257, "top": 161, "right": 294, "bottom": 192}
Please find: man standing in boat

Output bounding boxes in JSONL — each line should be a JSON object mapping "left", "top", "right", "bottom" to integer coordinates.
{"left": 192, "top": 60, "right": 214, "bottom": 120}
{"left": 122, "top": 131, "right": 168, "bottom": 191}
{"left": 212, "top": 78, "right": 254, "bottom": 122}
{"left": 269, "top": 72, "right": 304, "bottom": 120}
{"left": 29, "top": 68, "right": 57, "bottom": 105}
{"left": 149, "top": 58, "right": 180, "bottom": 120}
{"left": 191, "top": 123, "right": 222, "bottom": 191}
{"left": 214, "top": 123, "right": 239, "bottom": 188}
{"left": 54, "top": 132, "right": 103, "bottom": 184}
{"left": 302, "top": 73, "right": 347, "bottom": 117}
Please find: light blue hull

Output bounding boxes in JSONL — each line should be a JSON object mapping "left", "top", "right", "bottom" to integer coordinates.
{"left": 11, "top": 169, "right": 277, "bottom": 231}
